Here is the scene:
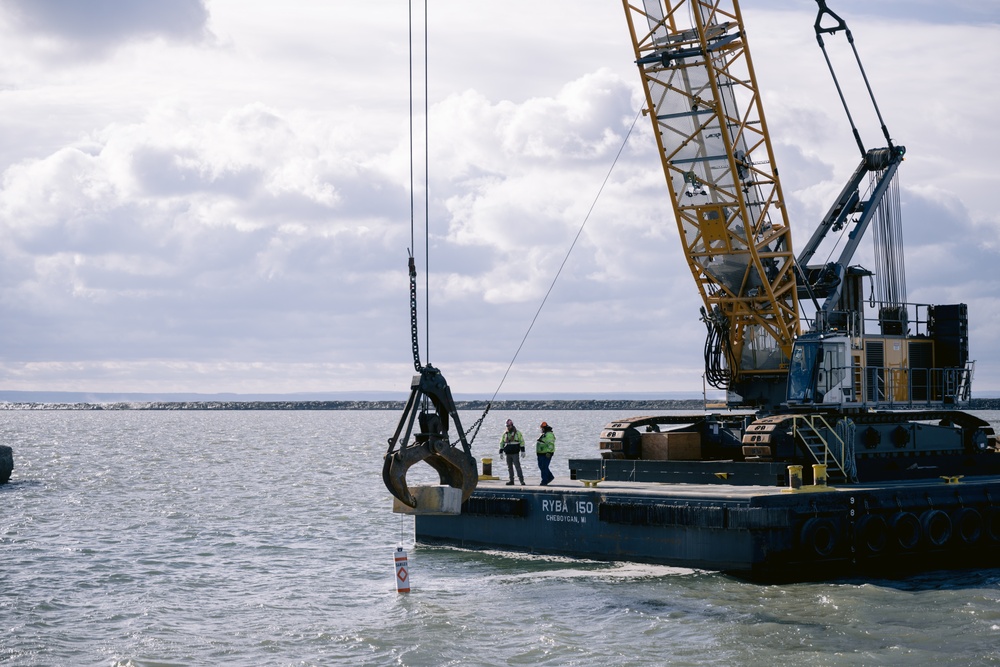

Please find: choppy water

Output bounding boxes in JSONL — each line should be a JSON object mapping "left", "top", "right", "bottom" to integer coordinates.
{"left": 2, "top": 409, "right": 1000, "bottom": 666}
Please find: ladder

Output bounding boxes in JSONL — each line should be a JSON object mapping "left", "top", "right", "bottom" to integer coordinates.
{"left": 791, "top": 414, "right": 848, "bottom": 483}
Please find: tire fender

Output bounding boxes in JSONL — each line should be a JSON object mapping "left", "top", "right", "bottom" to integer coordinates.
{"left": 800, "top": 517, "right": 838, "bottom": 559}
{"left": 953, "top": 508, "right": 983, "bottom": 546}
{"left": 855, "top": 514, "right": 888, "bottom": 555}
{"left": 986, "top": 508, "right": 1000, "bottom": 543}
{"left": 920, "top": 509, "right": 952, "bottom": 548}
{"left": 889, "top": 511, "right": 921, "bottom": 551}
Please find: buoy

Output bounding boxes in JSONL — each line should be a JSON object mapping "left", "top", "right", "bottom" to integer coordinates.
{"left": 394, "top": 547, "right": 410, "bottom": 593}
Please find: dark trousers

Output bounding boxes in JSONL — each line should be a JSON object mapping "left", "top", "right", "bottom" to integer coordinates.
{"left": 537, "top": 453, "right": 554, "bottom": 485}
{"left": 506, "top": 453, "right": 524, "bottom": 483}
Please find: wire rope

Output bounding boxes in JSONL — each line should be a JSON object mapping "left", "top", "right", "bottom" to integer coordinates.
{"left": 483, "top": 108, "right": 645, "bottom": 405}
{"left": 406, "top": 0, "right": 430, "bottom": 381}
{"left": 451, "top": 108, "right": 644, "bottom": 447}
{"left": 404, "top": 10, "right": 643, "bottom": 443}
{"left": 408, "top": 1, "right": 415, "bottom": 257}
{"left": 423, "top": 0, "right": 430, "bottom": 364}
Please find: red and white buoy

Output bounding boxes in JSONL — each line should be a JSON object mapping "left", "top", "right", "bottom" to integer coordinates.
{"left": 394, "top": 546, "right": 410, "bottom": 593}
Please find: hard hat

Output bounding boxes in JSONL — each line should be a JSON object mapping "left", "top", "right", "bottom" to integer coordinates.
{"left": 540, "top": 421, "right": 548, "bottom": 428}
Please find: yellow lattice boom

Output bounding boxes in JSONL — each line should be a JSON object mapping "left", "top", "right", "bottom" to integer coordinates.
{"left": 623, "top": 0, "right": 800, "bottom": 387}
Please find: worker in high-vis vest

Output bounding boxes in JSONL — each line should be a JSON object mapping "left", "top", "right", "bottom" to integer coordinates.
{"left": 498, "top": 419, "right": 525, "bottom": 486}
{"left": 536, "top": 421, "right": 556, "bottom": 486}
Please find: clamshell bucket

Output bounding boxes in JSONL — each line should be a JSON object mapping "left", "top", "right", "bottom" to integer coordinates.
{"left": 382, "top": 365, "right": 478, "bottom": 509}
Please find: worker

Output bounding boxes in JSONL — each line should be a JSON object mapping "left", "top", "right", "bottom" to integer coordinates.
{"left": 536, "top": 421, "right": 556, "bottom": 486}
{"left": 498, "top": 419, "right": 525, "bottom": 486}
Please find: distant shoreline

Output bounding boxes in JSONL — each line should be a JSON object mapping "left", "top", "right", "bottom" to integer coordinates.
{"left": 3, "top": 398, "right": 1000, "bottom": 411}
{"left": 0, "top": 399, "right": 713, "bottom": 411}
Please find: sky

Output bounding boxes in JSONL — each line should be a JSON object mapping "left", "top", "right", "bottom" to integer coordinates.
{"left": 0, "top": 0, "right": 997, "bottom": 398}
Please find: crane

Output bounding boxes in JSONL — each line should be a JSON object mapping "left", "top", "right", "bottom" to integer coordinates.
{"left": 623, "top": 0, "right": 973, "bottom": 414}
{"left": 614, "top": 0, "right": 990, "bottom": 481}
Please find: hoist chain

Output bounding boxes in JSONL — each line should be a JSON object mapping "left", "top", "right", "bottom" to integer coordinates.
{"left": 409, "top": 252, "right": 490, "bottom": 448}
{"left": 454, "top": 403, "right": 491, "bottom": 449}
{"left": 408, "top": 254, "right": 423, "bottom": 372}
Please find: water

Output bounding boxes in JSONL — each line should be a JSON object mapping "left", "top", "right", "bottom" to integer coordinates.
{"left": 2, "top": 409, "right": 1000, "bottom": 666}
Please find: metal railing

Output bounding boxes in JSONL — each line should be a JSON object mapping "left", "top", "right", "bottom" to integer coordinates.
{"left": 790, "top": 414, "right": 848, "bottom": 481}
{"left": 803, "top": 362, "right": 973, "bottom": 409}
{"left": 859, "top": 363, "right": 973, "bottom": 407}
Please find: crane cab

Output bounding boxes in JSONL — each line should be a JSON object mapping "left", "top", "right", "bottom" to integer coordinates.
{"left": 786, "top": 333, "right": 852, "bottom": 406}
{"left": 786, "top": 303, "right": 973, "bottom": 410}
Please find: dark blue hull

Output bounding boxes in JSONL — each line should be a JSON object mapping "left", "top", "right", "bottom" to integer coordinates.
{"left": 415, "top": 472, "right": 1000, "bottom": 581}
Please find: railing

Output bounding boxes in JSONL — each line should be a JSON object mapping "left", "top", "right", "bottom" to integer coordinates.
{"left": 804, "top": 362, "right": 973, "bottom": 409}
{"left": 860, "top": 363, "right": 973, "bottom": 407}
{"left": 790, "top": 414, "right": 848, "bottom": 482}
{"left": 813, "top": 302, "right": 936, "bottom": 338}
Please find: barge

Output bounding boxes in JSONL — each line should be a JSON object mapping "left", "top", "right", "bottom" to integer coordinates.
{"left": 416, "top": 470, "right": 1000, "bottom": 581}
{"left": 384, "top": 0, "right": 1000, "bottom": 582}
{"left": 412, "top": 413, "right": 1000, "bottom": 581}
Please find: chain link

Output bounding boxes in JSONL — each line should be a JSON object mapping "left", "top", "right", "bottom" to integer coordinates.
{"left": 408, "top": 254, "right": 423, "bottom": 372}
{"left": 453, "top": 403, "right": 490, "bottom": 449}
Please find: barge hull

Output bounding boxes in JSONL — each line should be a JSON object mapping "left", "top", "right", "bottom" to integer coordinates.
{"left": 414, "top": 476, "right": 1000, "bottom": 581}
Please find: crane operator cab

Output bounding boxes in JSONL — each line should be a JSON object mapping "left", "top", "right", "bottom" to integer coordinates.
{"left": 786, "top": 333, "right": 852, "bottom": 406}
{"left": 786, "top": 303, "right": 973, "bottom": 411}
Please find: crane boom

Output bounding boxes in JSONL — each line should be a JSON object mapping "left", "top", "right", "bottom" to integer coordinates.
{"left": 622, "top": 0, "right": 800, "bottom": 407}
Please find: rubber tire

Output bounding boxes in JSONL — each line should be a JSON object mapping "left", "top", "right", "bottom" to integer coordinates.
{"left": 920, "top": 509, "right": 952, "bottom": 548}
{"left": 855, "top": 514, "right": 888, "bottom": 555}
{"left": 987, "top": 509, "right": 1000, "bottom": 543}
{"left": 952, "top": 508, "right": 983, "bottom": 546}
{"left": 800, "top": 517, "right": 838, "bottom": 559}
{"left": 890, "top": 511, "right": 921, "bottom": 551}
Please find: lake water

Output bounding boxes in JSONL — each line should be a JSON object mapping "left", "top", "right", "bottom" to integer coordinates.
{"left": 2, "top": 409, "right": 999, "bottom": 666}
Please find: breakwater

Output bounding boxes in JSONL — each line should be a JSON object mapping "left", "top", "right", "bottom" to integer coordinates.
{"left": 3, "top": 398, "right": 1000, "bottom": 411}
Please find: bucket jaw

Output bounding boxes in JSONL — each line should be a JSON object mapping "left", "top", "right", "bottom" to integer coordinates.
{"left": 383, "top": 435, "right": 478, "bottom": 508}
{"left": 382, "top": 365, "right": 478, "bottom": 508}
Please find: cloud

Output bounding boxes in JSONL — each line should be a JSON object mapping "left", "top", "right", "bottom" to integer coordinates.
{"left": 0, "top": 1, "right": 997, "bottom": 395}
{"left": 1, "top": 0, "right": 211, "bottom": 58}
{"left": 0, "top": 102, "right": 414, "bottom": 368}
{"left": 430, "top": 70, "right": 667, "bottom": 299}
{"left": 0, "top": 57, "right": 699, "bottom": 392}
{"left": 755, "top": 0, "right": 999, "bottom": 25}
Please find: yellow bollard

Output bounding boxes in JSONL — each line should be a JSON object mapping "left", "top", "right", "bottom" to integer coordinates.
{"left": 478, "top": 457, "right": 499, "bottom": 481}
{"left": 787, "top": 465, "right": 803, "bottom": 490}
{"left": 813, "top": 464, "right": 828, "bottom": 486}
